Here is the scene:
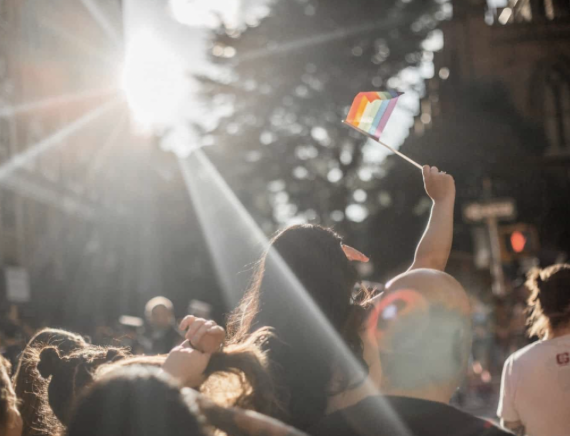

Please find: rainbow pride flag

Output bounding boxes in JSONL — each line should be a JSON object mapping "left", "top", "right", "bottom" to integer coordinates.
{"left": 344, "top": 90, "right": 403, "bottom": 140}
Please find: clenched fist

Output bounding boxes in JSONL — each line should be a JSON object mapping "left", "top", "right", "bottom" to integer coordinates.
{"left": 422, "top": 165, "right": 455, "bottom": 203}
{"left": 179, "top": 316, "right": 225, "bottom": 354}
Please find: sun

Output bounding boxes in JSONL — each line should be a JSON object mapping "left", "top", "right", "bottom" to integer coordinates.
{"left": 121, "top": 31, "right": 188, "bottom": 129}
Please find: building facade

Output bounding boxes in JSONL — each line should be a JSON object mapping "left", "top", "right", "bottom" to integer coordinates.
{"left": 0, "top": 0, "right": 173, "bottom": 330}
{"left": 422, "top": 0, "right": 570, "bottom": 158}
{"left": 403, "top": 0, "right": 570, "bottom": 275}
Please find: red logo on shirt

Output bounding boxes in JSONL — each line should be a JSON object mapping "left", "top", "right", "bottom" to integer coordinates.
{"left": 556, "top": 352, "right": 570, "bottom": 366}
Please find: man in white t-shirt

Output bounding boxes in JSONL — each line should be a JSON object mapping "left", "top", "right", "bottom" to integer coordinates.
{"left": 498, "top": 264, "right": 570, "bottom": 436}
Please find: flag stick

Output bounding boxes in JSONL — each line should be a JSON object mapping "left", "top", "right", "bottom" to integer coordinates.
{"left": 342, "top": 121, "right": 423, "bottom": 170}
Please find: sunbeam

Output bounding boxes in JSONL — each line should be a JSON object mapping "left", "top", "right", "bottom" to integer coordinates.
{"left": 1, "top": 173, "right": 95, "bottom": 219}
{"left": 0, "top": 97, "right": 120, "bottom": 183}
{"left": 27, "top": 115, "right": 127, "bottom": 272}
{"left": 39, "top": 19, "right": 119, "bottom": 66}
{"left": 0, "top": 88, "right": 118, "bottom": 117}
{"left": 83, "top": 113, "right": 127, "bottom": 182}
{"left": 79, "top": 0, "right": 122, "bottom": 44}
{"left": 238, "top": 17, "right": 401, "bottom": 62}
{"left": 178, "top": 149, "right": 411, "bottom": 435}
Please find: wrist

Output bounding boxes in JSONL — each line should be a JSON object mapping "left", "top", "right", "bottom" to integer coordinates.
{"left": 432, "top": 195, "right": 455, "bottom": 206}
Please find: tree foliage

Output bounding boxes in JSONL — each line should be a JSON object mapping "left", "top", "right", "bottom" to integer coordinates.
{"left": 198, "top": 0, "right": 445, "bottom": 240}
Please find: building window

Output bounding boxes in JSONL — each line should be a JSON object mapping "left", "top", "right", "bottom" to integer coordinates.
{"left": 543, "top": 63, "right": 570, "bottom": 154}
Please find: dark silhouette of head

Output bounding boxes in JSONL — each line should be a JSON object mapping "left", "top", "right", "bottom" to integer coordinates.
{"left": 37, "top": 345, "right": 130, "bottom": 427}
{"left": 65, "top": 366, "right": 207, "bottom": 436}
{"left": 12, "top": 328, "right": 86, "bottom": 436}
{"left": 370, "top": 269, "right": 472, "bottom": 401}
{"left": 227, "top": 224, "right": 367, "bottom": 428}
{"left": 145, "top": 297, "right": 175, "bottom": 329}
{"left": 526, "top": 264, "right": 570, "bottom": 338}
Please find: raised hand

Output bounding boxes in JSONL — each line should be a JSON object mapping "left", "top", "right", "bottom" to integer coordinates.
{"left": 179, "top": 315, "right": 225, "bottom": 353}
{"left": 162, "top": 341, "right": 210, "bottom": 388}
{"left": 422, "top": 165, "right": 455, "bottom": 203}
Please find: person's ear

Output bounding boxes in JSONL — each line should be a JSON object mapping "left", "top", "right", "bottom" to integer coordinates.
{"left": 341, "top": 244, "right": 369, "bottom": 262}
{"left": 366, "top": 289, "right": 429, "bottom": 350}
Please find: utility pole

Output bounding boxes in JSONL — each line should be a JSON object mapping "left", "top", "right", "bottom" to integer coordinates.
{"left": 483, "top": 178, "right": 506, "bottom": 296}
{"left": 463, "top": 178, "right": 516, "bottom": 296}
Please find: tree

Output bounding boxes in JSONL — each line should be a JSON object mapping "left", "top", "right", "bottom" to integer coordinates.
{"left": 197, "top": 0, "right": 446, "bottom": 241}
{"left": 366, "top": 80, "right": 570, "bottom": 277}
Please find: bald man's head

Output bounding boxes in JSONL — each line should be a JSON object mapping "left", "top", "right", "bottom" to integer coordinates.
{"left": 386, "top": 269, "right": 471, "bottom": 312}
{"left": 369, "top": 269, "right": 472, "bottom": 396}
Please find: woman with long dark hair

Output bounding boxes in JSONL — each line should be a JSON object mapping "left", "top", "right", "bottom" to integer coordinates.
{"left": 182, "top": 165, "right": 455, "bottom": 429}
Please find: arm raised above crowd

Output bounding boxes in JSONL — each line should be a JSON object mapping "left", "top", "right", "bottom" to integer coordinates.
{"left": 179, "top": 315, "right": 225, "bottom": 353}
{"left": 161, "top": 341, "right": 211, "bottom": 388}
{"left": 408, "top": 165, "right": 455, "bottom": 272}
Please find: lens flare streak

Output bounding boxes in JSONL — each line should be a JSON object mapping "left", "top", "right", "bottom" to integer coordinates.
{"left": 79, "top": 0, "right": 122, "bottom": 44}
{"left": 0, "top": 88, "right": 118, "bottom": 117}
{"left": 177, "top": 150, "right": 411, "bottom": 435}
{"left": 0, "top": 98, "right": 120, "bottom": 183}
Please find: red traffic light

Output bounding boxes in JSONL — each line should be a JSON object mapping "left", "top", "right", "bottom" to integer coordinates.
{"left": 510, "top": 231, "right": 527, "bottom": 253}
{"left": 499, "top": 224, "right": 539, "bottom": 262}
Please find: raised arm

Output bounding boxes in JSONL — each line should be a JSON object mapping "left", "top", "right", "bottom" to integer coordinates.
{"left": 408, "top": 166, "right": 455, "bottom": 272}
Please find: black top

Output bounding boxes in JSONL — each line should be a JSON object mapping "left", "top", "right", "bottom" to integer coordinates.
{"left": 308, "top": 396, "right": 512, "bottom": 436}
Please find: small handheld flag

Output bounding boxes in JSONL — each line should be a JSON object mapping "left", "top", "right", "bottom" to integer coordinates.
{"left": 343, "top": 91, "right": 422, "bottom": 170}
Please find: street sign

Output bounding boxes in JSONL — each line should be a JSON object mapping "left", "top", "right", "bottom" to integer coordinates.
{"left": 463, "top": 198, "right": 516, "bottom": 223}
{"left": 5, "top": 267, "right": 31, "bottom": 303}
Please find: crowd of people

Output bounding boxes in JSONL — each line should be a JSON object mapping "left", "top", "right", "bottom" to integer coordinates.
{"left": 1, "top": 166, "right": 569, "bottom": 436}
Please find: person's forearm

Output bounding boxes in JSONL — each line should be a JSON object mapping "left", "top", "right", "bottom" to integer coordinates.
{"left": 409, "top": 197, "right": 454, "bottom": 271}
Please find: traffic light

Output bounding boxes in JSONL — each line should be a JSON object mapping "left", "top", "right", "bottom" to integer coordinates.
{"left": 499, "top": 224, "right": 539, "bottom": 262}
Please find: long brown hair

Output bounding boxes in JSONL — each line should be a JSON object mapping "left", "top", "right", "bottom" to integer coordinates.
{"left": 526, "top": 264, "right": 570, "bottom": 338}
{"left": 38, "top": 330, "right": 281, "bottom": 430}
{"left": 93, "top": 329, "right": 281, "bottom": 416}
{"left": 0, "top": 355, "right": 17, "bottom": 433}
{"left": 226, "top": 224, "right": 369, "bottom": 429}
{"left": 37, "top": 345, "right": 130, "bottom": 427}
{"left": 12, "top": 328, "right": 86, "bottom": 436}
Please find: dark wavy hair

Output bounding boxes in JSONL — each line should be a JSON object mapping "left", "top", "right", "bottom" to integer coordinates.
{"left": 38, "top": 345, "right": 130, "bottom": 426}
{"left": 38, "top": 330, "right": 281, "bottom": 431}
{"left": 226, "top": 224, "right": 370, "bottom": 429}
{"left": 65, "top": 366, "right": 208, "bottom": 436}
{"left": 93, "top": 330, "right": 282, "bottom": 416}
{"left": 0, "top": 355, "right": 17, "bottom": 433}
{"left": 12, "top": 328, "right": 86, "bottom": 436}
{"left": 526, "top": 264, "right": 570, "bottom": 338}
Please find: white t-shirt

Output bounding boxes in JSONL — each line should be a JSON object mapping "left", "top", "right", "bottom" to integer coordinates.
{"left": 498, "top": 335, "right": 570, "bottom": 436}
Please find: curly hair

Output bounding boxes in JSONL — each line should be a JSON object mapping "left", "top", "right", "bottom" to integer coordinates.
{"left": 38, "top": 329, "right": 281, "bottom": 433}
{"left": 526, "top": 264, "right": 570, "bottom": 339}
{"left": 12, "top": 328, "right": 86, "bottom": 436}
{"left": 0, "top": 355, "right": 17, "bottom": 432}
{"left": 37, "top": 345, "right": 130, "bottom": 427}
{"left": 95, "top": 329, "right": 282, "bottom": 417}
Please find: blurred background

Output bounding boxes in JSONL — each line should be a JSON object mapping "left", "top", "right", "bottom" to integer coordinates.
{"left": 1, "top": 0, "right": 570, "bottom": 419}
